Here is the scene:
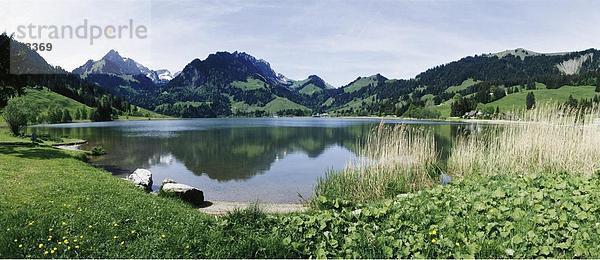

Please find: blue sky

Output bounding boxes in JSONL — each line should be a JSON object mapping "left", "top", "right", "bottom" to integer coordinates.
{"left": 2, "top": 0, "right": 600, "bottom": 86}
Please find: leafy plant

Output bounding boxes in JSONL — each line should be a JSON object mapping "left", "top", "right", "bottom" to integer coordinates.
{"left": 89, "top": 146, "right": 106, "bottom": 156}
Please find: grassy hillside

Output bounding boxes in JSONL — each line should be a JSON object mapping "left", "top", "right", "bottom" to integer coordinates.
{"left": 487, "top": 85, "right": 597, "bottom": 111}
{"left": 263, "top": 97, "right": 310, "bottom": 113}
{"left": 445, "top": 78, "right": 480, "bottom": 93}
{"left": 343, "top": 77, "right": 378, "bottom": 93}
{"left": 231, "top": 78, "right": 268, "bottom": 90}
{"left": 298, "top": 84, "right": 323, "bottom": 95}
{"left": 19, "top": 88, "right": 92, "bottom": 118}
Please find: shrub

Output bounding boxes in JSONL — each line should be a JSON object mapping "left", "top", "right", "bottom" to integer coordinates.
{"left": 2, "top": 98, "right": 29, "bottom": 136}
{"left": 90, "top": 146, "right": 107, "bottom": 156}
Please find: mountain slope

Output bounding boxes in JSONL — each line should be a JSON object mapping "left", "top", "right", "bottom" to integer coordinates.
{"left": 156, "top": 51, "right": 308, "bottom": 117}
{"left": 0, "top": 34, "right": 133, "bottom": 121}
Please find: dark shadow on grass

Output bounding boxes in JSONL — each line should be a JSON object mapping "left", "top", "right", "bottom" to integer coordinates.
{"left": 0, "top": 146, "right": 73, "bottom": 160}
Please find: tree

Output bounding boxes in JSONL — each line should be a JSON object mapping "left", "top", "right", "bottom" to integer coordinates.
{"left": 74, "top": 109, "right": 81, "bottom": 120}
{"left": 91, "top": 96, "right": 113, "bottom": 122}
{"left": 47, "top": 107, "right": 63, "bottom": 123}
{"left": 61, "top": 109, "right": 72, "bottom": 123}
{"left": 80, "top": 108, "right": 88, "bottom": 120}
{"left": 526, "top": 92, "right": 536, "bottom": 110}
{"left": 2, "top": 98, "right": 28, "bottom": 136}
{"left": 451, "top": 96, "right": 477, "bottom": 117}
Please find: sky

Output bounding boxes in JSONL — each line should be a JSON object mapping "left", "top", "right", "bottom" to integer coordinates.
{"left": 2, "top": 0, "right": 600, "bottom": 86}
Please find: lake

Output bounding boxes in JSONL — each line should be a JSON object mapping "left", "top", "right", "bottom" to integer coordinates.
{"left": 33, "top": 118, "right": 478, "bottom": 203}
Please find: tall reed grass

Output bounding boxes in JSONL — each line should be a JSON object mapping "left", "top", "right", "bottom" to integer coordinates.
{"left": 316, "top": 104, "right": 600, "bottom": 202}
{"left": 314, "top": 123, "right": 438, "bottom": 202}
{"left": 449, "top": 104, "right": 600, "bottom": 176}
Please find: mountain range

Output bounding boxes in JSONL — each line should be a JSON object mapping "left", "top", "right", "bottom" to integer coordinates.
{"left": 4, "top": 32, "right": 600, "bottom": 120}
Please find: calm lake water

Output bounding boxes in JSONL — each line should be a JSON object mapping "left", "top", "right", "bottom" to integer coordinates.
{"left": 33, "top": 118, "right": 480, "bottom": 203}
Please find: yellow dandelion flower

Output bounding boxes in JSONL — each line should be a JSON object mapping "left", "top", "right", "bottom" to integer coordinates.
{"left": 161, "top": 234, "right": 166, "bottom": 238}
{"left": 113, "top": 236, "right": 117, "bottom": 239}
{"left": 38, "top": 244, "right": 44, "bottom": 248}
{"left": 88, "top": 225, "right": 92, "bottom": 228}
{"left": 74, "top": 239, "right": 78, "bottom": 243}
{"left": 120, "top": 241, "right": 124, "bottom": 245}
{"left": 64, "top": 239, "right": 69, "bottom": 244}
{"left": 79, "top": 235, "right": 83, "bottom": 239}
{"left": 49, "top": 228, "right": 53, "bottom": 231}
{"left": 50, "top": 250, "right": 55, "bottom": 254}
{"left": 431, "top": 239, "right": 437, "bottom": 244}
{"left": 13, "top": 239, "right": 17, "bottom": 242}
{"left": 75, "top": 245, "right": 79, "bottom": 249}
{"left": 67, "top": 246, "right": 71, "bottom": 250}
{"left": 58, "top": 242, "right": 62, "bottom": 245}
{"left": 18, "top": 244, "right": 23, "bottom": 248}
{"left": 53, "top": 247, "right": 57, "bottom": 251}
{"left": 44, "top": 251, "right": 48, "bottom": 255}
{"left": 113, "top": 223, "right": 118, "bottom": 227}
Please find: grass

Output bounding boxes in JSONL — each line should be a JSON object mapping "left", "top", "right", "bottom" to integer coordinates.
{"left": 449, "top": 104, "right": 600, "bottom": 177}
{"left": 263, "top": 97, "right": 310, "bottom": 113}
{"left": 298, "top": 83, "right": 323, "bottom": 95}
{"left": 444, "top": 78, "right": 480, "bottom": 93}
{"left": 315, "top": 124, "right": 438, "bottom": 202}
{"left": 17, "top": 88, "right": 92, "bottom": 121}
{"left": 487, "top": 85, "right": 596, "bottom": 112}
{"left": 343, "top": 76, "right": 378, "bottom": 93}
{"left": 0, "top": 127, "right": 84, "bottom": 146}
{"left": 230, "top": 78, "right": 268, "bottom": 91}
{"left": 0, "top": 145, "right": 294, "bottom": 258}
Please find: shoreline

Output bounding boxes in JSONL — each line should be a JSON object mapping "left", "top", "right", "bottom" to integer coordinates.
{"left": 198, "top": 201, "right": 307, "bottom": 215}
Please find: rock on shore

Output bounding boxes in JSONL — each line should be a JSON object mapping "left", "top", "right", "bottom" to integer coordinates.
{"left": 160, "top": 179, "right": 204, "bottom": 206}
{"left": 127, "top": 169, "right": 153, "bottom": 191}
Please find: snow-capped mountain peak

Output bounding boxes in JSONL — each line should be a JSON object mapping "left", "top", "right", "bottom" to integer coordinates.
{"left": 73, "top": 50, "right": 174, "bottom": 84}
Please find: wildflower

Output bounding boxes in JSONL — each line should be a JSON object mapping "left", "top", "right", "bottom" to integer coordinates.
{"left": 44, "top": 251, "right": 49, "bottom": 255}
{"left": 113, "top": 236, "right": 117, "bottom": 240}
{"left": 113, "top": 223, "right": 118, "bottom": 227}
{"left": 13, "top": 239, "right": 17, "bottom": 242}
{"left": 161, "top": 234, "right": 166, "bottom": 238}
{"left": 79, "top": 235, "right": 83, "bottom": 239}
{"left": 67, "top": 246, "right": 71, "bottom": 250}
{"left": 58, "top": 242, "right": 62, "bottom": 245}
{"left": 50, "top": 250, "right": 55, "bottom": 254}
{"left": 429, "top": 229, "right": 437, "bottom": 235}
{"left": 88, "top": 225, "right": 92, "bottom": 228}
{"left": 431, "top": 239, "right": 437, "bottom": 244}
{"left": 75, "top": 245, "right": 79, "bottom": 249}
{"left": 74, "top": 239, "right": 78, "bottom": 243}
{"left": 49, "top": 228, "right": 53, "bottom": 231}
{"left": 18, "top": 244, "right": 23, "bottom": 248}
{"left": 64, "top": 239, "right": 69, "bottom": 244}
{"left": 120, "top": 241, "right": 124, "bottom": 245}
{"left": 38, "top": 244, "right": 44, "bottom": 248}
